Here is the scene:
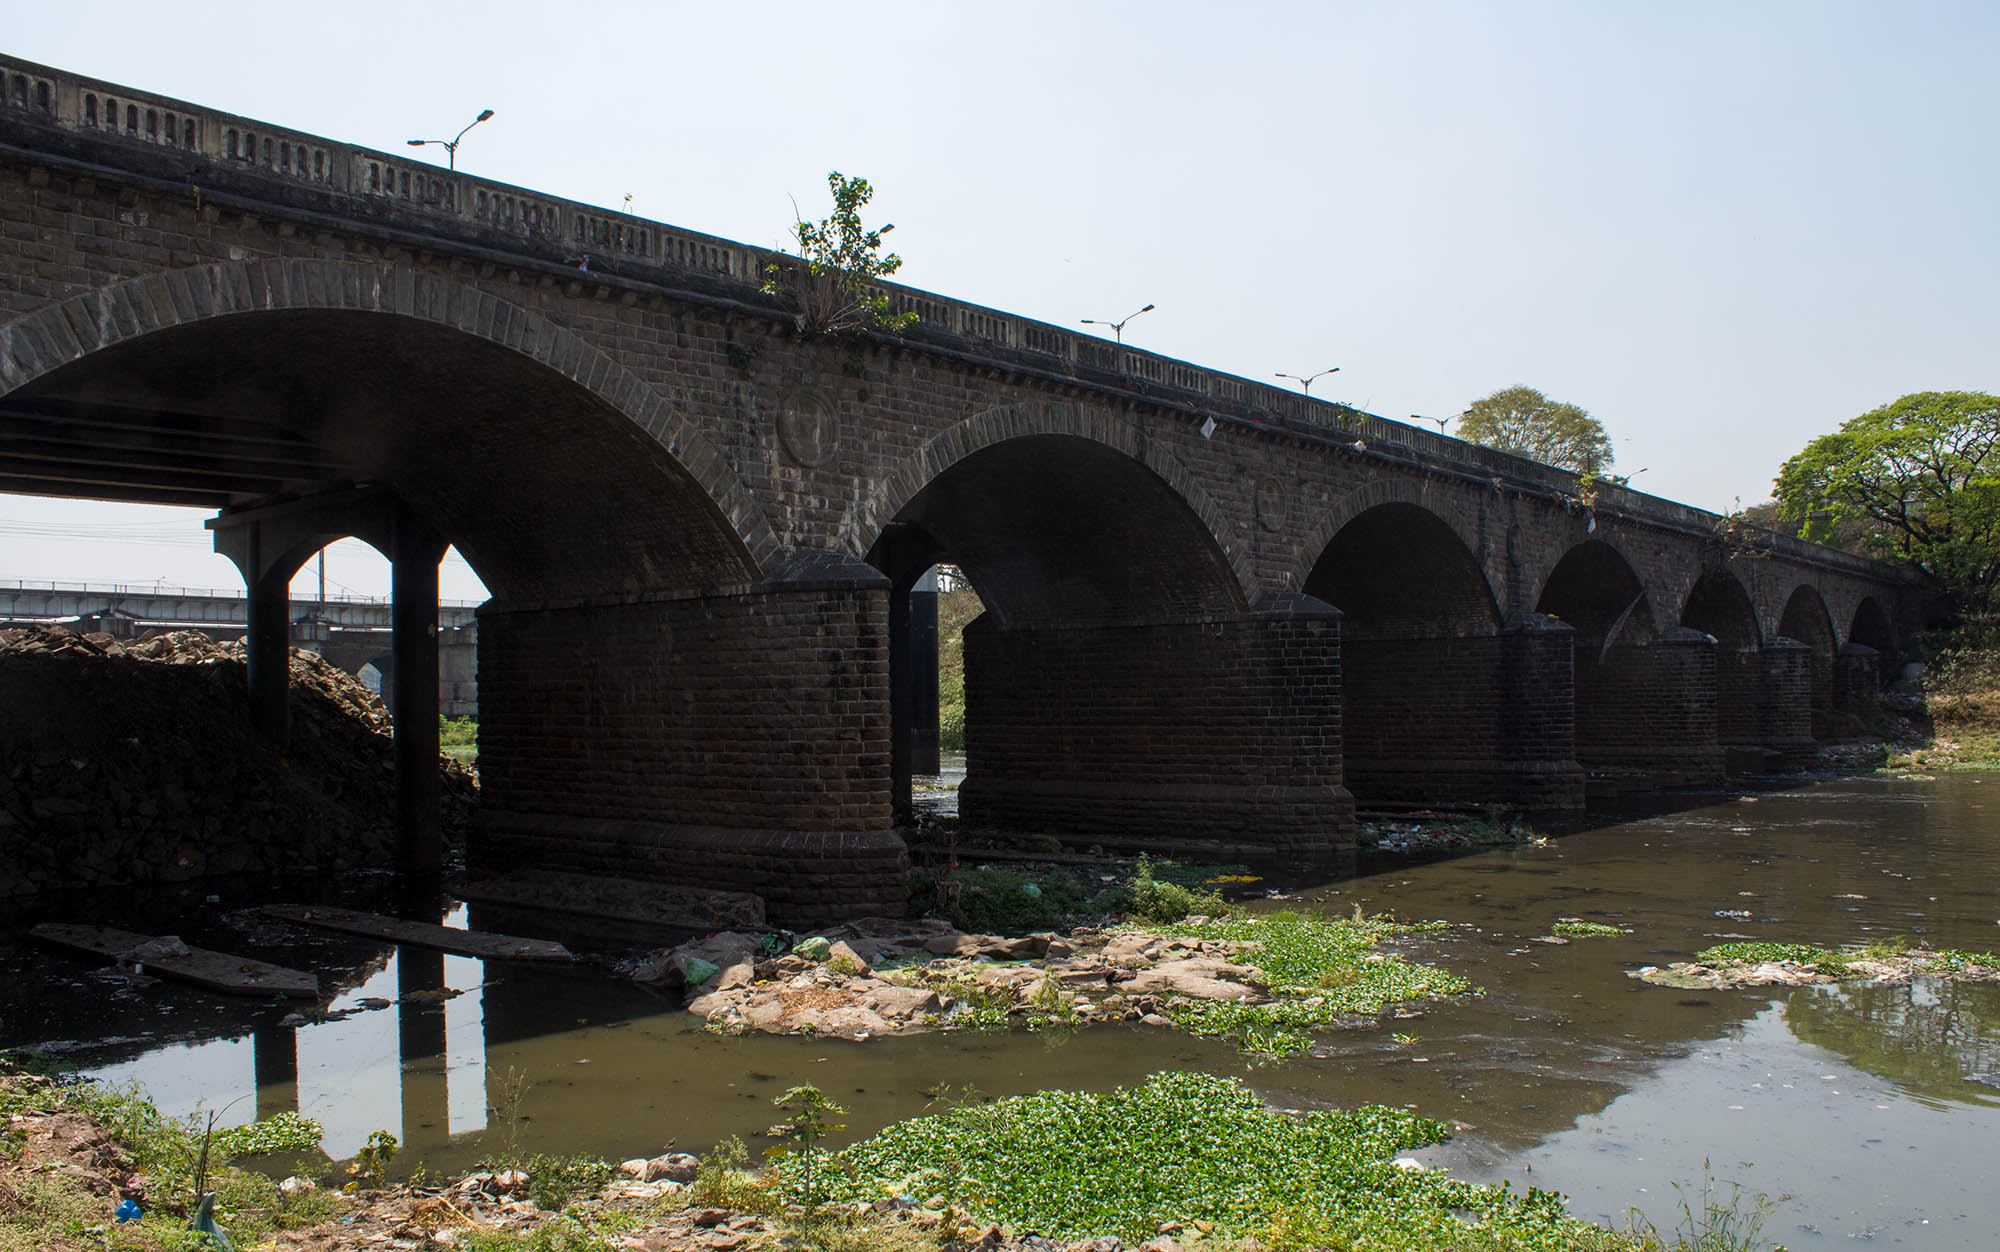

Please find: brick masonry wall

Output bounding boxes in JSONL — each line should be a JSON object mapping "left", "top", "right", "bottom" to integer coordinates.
{"left": 1758, "top": 638, "right": 1817, "bottom": 770}
{"left": 1343, "top": 617, "right": 1585, "bottom": 810}
{"left": 470, "top": 581, "right": 908, "bottom": 924}
{"left": 958, "top": 610, "right": 1353, "bottom": 864}
{"left": 1574, "top": 631, "right": 1724, "bottom": 784}
{"left": 1834, "top": 645, "right": 1882, "bottom": 716}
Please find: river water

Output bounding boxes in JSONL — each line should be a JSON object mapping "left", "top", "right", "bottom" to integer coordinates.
{"left": 6, "top": 771, "right": 1997, "bottom": 1249}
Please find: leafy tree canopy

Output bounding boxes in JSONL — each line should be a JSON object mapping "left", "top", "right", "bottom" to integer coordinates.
{"left": 763, "top": 171, "right": 917, "bottom": 337}
{"left": 1458, "top": 385, "right": 1614, "bottom": 477}
{"left": 1775, "top": 390, "right": 2000, "bottom": 612}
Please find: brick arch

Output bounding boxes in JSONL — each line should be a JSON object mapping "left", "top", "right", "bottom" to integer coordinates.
{"left": 1294, "top": 474, "right": 1489, "bottom": 593}
{"left": 858, "top": 400, "right": 1256, "bottom": 610}
{"left": 1533, "top": 537, "right": 1658, "bottom": 646}
{"left": 0, "top": 258, "right": 778, "bottom": 581}
{"left": 1306, "top": 500, "right": 1501, "bottom": 637}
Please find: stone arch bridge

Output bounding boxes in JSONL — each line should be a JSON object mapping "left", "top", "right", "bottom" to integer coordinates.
{"left": 0, "top": 57, "right": 1910, "bottom": 923}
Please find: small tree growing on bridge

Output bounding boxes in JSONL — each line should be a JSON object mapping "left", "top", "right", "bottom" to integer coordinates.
{"left": 763, "top": 171, "right": 918, "bottom": 337}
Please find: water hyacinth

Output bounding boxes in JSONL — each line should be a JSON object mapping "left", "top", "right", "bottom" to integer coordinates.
{"left": 781, "top": 1071, "right": 1617, "bottom": 1251}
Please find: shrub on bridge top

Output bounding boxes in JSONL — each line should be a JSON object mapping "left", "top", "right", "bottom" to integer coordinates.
{"left": 763, "top": 171, "right": 919, "bottom": 337}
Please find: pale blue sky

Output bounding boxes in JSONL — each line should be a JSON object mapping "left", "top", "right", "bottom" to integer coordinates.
{"left": 5, "top": 1, "right": 1995, "bottom": 599}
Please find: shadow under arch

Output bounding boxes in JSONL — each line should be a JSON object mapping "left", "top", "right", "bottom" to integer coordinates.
{"left": 1537, "top": 540, "right": 1724, "bottom": 789}
{"left": 1305, "top": 502, "right": 1583, "bottom": 811}
{"left": 866, "top": 426, "right": 1349, "bottom": 864}
{"left": 3, "top": 262, "right": 917, "bottom": 924}
{"left": 1680, "top": 568, "right": 1814, "bottom": 768}
{"left": 0, "top": 260, "right": 771, "bottom": 599}
{"left": 1778, "top": 585, "right": 1840, "bottom": 737}
{"left": 859, "top": 400, "right": 1256, "bottom": 613}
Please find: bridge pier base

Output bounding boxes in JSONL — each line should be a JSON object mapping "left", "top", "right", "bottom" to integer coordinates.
{"left": 1758, "top": 636, "right": 1818, "bottom": 770}
{"left": 957, "top": 593, "right": 1354, "bottom": 868}
{"left": 1834, "top": 643, "right": 1883, "bottom": 718}
{"left": 470, "top": 553, "right": 907, "bottom": 927}
{"left": 1575, "top": 628, "right": 1725, "bottom": 789}
{"left": 1344, "top": 613, "right": 1586, "bottom": 812}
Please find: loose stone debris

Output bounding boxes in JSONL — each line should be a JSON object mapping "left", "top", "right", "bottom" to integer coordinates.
{"left": 626, "top": 917, "right": 1280, "bottom": 1041}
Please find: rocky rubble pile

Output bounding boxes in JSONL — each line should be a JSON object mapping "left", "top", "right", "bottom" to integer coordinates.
{"left": 628, "top": 917, "right": 1268, "bottom": 1041}
{"left": 0, "top": 624, "right": 475, "bottom": 897}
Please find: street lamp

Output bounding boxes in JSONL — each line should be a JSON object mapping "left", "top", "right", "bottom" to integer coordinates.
{"left": 1414, "top": 413, "right": 1449, "bottom": 434}
{"left": 407, "top": 108, "right": 495, "bottom": 170}
{"left": 1276, "top": 367, "right": 1339, "bottom": 398}
{"left": 1080, "top": 303, "right": 1155, "bottom": 345}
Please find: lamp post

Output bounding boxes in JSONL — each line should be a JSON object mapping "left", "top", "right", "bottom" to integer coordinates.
{"left": 406, "top": 109, "right": 494, "bottom": 170}
{"left": 1414, "top": 413, "right": 1449, "bottom": 434}
{"left": 1080, "top": 303, "right": 1155, "bottom": 345}
{"left": 1276, "top": 367, "right": 1339, "bottom": 398}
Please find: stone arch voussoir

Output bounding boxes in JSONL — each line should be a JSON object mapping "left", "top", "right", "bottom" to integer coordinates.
{"left": 1297, "top": 475, "right": 1491, "bottom": 592}
{"left": 858, "top": 400, "right": 1256, "bottom": 607}
{"left": 0, "top": 258, "right": 777, "bottom": 575}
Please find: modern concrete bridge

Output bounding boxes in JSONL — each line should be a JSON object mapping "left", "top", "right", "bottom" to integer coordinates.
{"left": 0, "top": 578, "right": 480, "bottom": 714}
{"left": 0, "top": 56, "right": 1911, "bottom": 923}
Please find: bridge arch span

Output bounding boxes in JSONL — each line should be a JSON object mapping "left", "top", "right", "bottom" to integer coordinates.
{"left": 1305, "top": 500, "right": 1499, "bottom": 636}
{"left": 859, "top": 401, "right": 1253, "bottom": 619}
{"left": 1778, "top": 584, "right": 1840, "bottom": 738}
{"left": 1294, "top": 476, "right": 1491, "bottom": 599}
{"left": 1534, "top": 538, "right": 1657, "bottom": 647}
{"left": 0, "top": 259, "right": 773, "bottom": 599}
{"left": 1850, "top": 596, "right": 1897, "bottom": 651}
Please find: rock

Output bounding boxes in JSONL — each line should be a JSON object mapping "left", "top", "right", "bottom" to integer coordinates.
{"left": 794, "top": 936, "right": 833, "bottom": 961}
{"left": 1137, "top": 1239, "right": 1182, "bottom": 1252}
{"left": 278, "top": 1175, "right": 316, "bottom": 1194}
{"left": 689, "top": 1208, "right": 731, "bottom": 1228}
{"left": 617, "top": 1158, "right": 649, "bottom": 1179}
{"left": 645, "top": 1152, "right": 700, "bottom": 1183}
{"left": 1121, "top": 958, "right": 1262, "bottom": 1002}
{"left": 713, "top": 960, "right": 756, "bottom": 992}
{"left": 858, "top": 984, "right": 944, "bottom": 1020}
{"left": 826, "top": 940, "right": 870, "bottom": 972}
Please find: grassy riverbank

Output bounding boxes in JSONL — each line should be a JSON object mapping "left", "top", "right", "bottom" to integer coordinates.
{"left": 3, "top": 1063, "right": 1780, "bottom": 1252}
{"left": 1902, "top": 620, "right": 2000, "bottom": 768}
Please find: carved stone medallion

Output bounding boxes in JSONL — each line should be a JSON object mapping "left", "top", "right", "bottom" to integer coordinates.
{"left": 1255, "top": 475, "right": 1287, "bottom": 532}
{"left": 777, "top": 388, "right": 840, "bottom": 468}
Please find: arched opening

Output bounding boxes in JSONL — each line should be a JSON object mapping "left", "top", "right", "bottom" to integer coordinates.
{"left": 1778, "top": 586, "right": 1839, "bottom": 738}
{"left": 1837, "top": 596, "right": 1898, "bottom": 719}
{"left": 1536, "top": 541, "right": 1717, "bottom": 788}
{"left": 1306, "top": 504, "right": 1582, "bottom": 810}
{"left": 2, "top": 287, "right": 916, "bottom": 920}
{"left": 868, "top": 434, "right": 1344, "bottom": 861}
{"left": 1851, "top": 597, "right": 1896, "bottom": 652}
{"left": 1679, "top": 567, "right": 1762, "bottom": 750}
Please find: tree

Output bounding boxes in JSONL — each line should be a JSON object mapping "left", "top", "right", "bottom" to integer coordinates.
{"left": 762, "top": 171, "right": 918, "bottom": 337}
{"left": 1776, "top": 391, "right": 2000, "bottom": 613}
{"left": 1458, "top": 385, "right": 1614, "bottom": 477}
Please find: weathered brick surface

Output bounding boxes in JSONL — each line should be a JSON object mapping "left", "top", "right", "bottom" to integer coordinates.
{"left": 1574, "top": 631, "right": 1725, "bottom": 785}
{"left": 1342, "top": 615, "right": 1585, "bottom": 810}
{"left": 0, "top": 65, "right": 1919, "bottom": 914}
{"left": 959, "top": 608, "right": 1353, "bottom": 863}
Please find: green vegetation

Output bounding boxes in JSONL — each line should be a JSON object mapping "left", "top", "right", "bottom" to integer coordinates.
{"left": 459, "top": 1212, "right": 640, "bottom": 1252}
{"left": 1124, "top": 854, "right": 1227, "bottom": 924}
{"left": 440, "top": 714, "right": 479, "bottom": 763}
{"left": 0, "top": 1066, "right": 339, "bottom": 1250}
{"left": 784, "top": 1071, "right": 1628, "bottom": 1251}
{"left": 1144, "top": 912, "right": 1474, "bottom": 1056}
{"left": 934, "top": 578, "right": 982, "bottom": 752}
{"left": 1891, "top": 616, "right": 2000, "bottom": 770}
{"left": 1696, "top": 941, "right": 1853, "bottom": 976}
{"left": 1551, "top": 920, "right": 1631, "bottom": 938}
{"left": 1775, "top": 390, "right": 1999, "bottom": 615}
{"left": 1459, "top": 384, "right": 1615, "bottom": 476}
{"left": 909, "top": 864, "right": 1095, "bottom": 932}
{"left": 762, "top": 171, "right": 918, "bottom": 337}
{"left": 765, "top": 1085, "right": 847, "bottom": 1218}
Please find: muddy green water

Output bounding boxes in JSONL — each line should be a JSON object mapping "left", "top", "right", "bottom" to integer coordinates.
{"left": 11, "top": 772, "right": 2000, "bottom": 1248}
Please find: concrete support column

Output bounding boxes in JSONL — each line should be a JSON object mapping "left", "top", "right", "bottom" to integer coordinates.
{"left": 1759, "top": 636, "right": 1817, "bottom": 770}
{"left": 1573, "top": 627, "right": 1724, "bottom": 790}
{"left": 245, "top": 561, "right": 294, "bottom": 748}
{"left": 470, "top": 550, "right": 908, "bottom": 927}
{"left": 957, "top": 592, "right": 1354, "bottom": 868}
{"left": 1834, "top": 643, "right": 1883, "bottom": 718}
{"left": 392, "top": 504, "right": 448, "bottom": 877}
